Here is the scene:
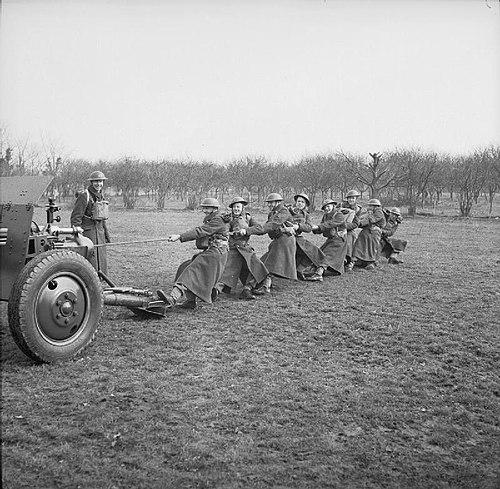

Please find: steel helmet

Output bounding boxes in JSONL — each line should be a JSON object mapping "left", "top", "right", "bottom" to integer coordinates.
{"left": 294, "top": 193, "right": 310, "bottom": 206}
{"left": 200, "top": 197, "right": 220, "bottom": 208}
{"left": 367, "top": 198, "right": 382, "bottom": 206}
{"left": 265, "top": 193, "right": 283, "bottom": 202}
{"left": 88, "top": 170, "right": 107, "bottom": 181}
{"left": 390, "top": 207, "right": 401, "bottom": 216}
{"left": 321, "top": 198, "right": 338, "bottom": 210}
{"left": 228, "top": 196, "right": 248, "bottom": 208}
{"left": 346, "top": 190, "right": 360, "bottom": 198}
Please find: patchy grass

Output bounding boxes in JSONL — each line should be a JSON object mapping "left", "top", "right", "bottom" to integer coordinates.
{"left": 1, "top": 205, "right": 500, "bottom": 488}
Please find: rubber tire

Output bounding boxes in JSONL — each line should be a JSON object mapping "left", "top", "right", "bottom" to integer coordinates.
{"left": 8, "top": 250, "right": 103, "bottom": 363}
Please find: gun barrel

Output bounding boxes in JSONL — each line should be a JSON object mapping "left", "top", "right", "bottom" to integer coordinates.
{"left": 103, "top": 292, "right": 151, "bottom": 308}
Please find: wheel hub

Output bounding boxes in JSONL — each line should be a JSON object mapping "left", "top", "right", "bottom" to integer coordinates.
{"left": 36, "top": 276, "right": 87, "bottom": 341}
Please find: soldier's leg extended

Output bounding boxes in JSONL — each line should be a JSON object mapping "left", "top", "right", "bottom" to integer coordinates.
{"left": 157, "top": 283, "right": 185, "bottom": 307}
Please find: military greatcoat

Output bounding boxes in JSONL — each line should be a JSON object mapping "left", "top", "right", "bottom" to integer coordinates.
{"left": 313, "top": 210, "right": 348, "bottom": 275}
{"left": 246, "top": 202, "right": 297, "bottom": 280}
{"left": 379, "top": 215, "right": 408, "bottom": 259}
{"left": 352, "top": 207, "right": 386, "bottom": 264}
{"left": 341, "top": 200, "right": 362, "bottom": 260}
{"left": 287, "top": 207, "right": 328, "bottom": 272}
{"left": 175, "top": 211, "right": 228, "bottom": 303}
{"left": 219, "top": 212, "right": 269, "bottom": 289}
{"left": 70, "top": 185, "right": 110, "bottom": 274}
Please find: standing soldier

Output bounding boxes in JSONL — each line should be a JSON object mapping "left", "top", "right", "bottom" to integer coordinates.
{"left": 380, "top": 207, "right": 407, "bottom": 264}
{"left": 157, "top": 198, "right": 228, "bottom": 310}
{"left": 352, "top": 198, "right": 386, "bottom": 270}
{"left": 70, "top": 170, "right": 111, "bottom": 275}
{"left": 341, "top": 189, "right": 363, "bottom": 272}
{"left": 218, "top": 196, "right": 269, "bottom": 300}
{"left": 307, "top": 199, "right": 348, "bottom": 281}
{"left": 239, "top": 193, "right": 296, "bottom": 294}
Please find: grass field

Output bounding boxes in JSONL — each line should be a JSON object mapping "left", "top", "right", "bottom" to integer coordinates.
{"left": 1, "top": 203, "right": 500, "bottom": 489}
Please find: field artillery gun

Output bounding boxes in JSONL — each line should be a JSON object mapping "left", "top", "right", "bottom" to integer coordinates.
{"left": 0, "top": 176, "right": 165, "bottom": 363}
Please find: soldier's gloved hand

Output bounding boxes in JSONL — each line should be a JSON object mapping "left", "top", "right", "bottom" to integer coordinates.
{"left": 168, "top": 234, "right": 181, "bottom": 242}
{"left": 238, "top": 229, "right": 247, "bottom": 236}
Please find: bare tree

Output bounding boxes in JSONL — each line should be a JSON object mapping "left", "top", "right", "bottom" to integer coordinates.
{"left": 58, "top": 159, "right": 94, "bottom": 200}
{"left": 0, "top": 127, "right": 14, "bottom": 176}
{"left": 385, "top": 148, "right": 437, "bottom": 216}
{"left": 451, "top": 152, "right": 489, "bottom": 217}
{"left": 481, "top": 146, "right": 500, "bottom": 216}
{"left": 340, "top": 151, "right": 402, "bottom": 200}
{"left": 147, "top": 159, "right": 177, "bottom": 210}
{"left": 108, "top": 157, "right": 146, "bottom": 209}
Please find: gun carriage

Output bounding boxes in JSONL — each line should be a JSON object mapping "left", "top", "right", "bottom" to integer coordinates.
{"left": 0, "top": 176, "right": 164, "bottom": 363}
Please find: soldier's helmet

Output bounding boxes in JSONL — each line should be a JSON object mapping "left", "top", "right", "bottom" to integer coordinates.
{"left": 390, "top": 207, "right": 401, "bottom": 216}
{"left": 294, "top": 193, "right": 310, "bottom": 206}
{"left": 321, "top": 199, "right": 338, "bottom": 210}
{"left": 265, "top": 193, "right": 283, "bottom": 202}
{"left": 88, "top": 170, "right": 107, "bottom": 181}
{"left": 200, "top": 197, "right": 220, "bottom": 208}
{"left": 346, "top": 190, "right": 360, "bottom": 198}
{"left": 367, "top": 198, "right": 382, "bottom": 206}
{"left": 229, "top": 196, "right": 248, "bottom": 208}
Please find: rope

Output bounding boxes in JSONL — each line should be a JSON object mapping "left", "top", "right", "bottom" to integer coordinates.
{"left": 94, "top": 237, "right": 173, "bottom": 248}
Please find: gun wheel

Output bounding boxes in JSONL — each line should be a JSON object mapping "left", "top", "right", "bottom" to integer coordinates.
{"left": 8, "top": 250, "right": 103, "bottom": 363}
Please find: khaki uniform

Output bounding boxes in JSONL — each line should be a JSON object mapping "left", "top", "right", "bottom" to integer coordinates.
{"left": 70, "top": 185, "right": 110, "bottom": 274}
{"left": 352, "top": 207, "right": 386, "bottom": 264}
{"left": 219, "top": 213, "right": 269, "bottom": 290}
{"left": 175, "top": 211, "right": 228, "bottom": 303}
{"left": 313, "top": 210, "right": 348, "bottom": 275}
{"left": 246, "top": 203, "right": 297, "bottom": 280}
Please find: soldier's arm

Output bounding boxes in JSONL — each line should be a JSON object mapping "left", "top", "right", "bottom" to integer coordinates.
{"left": 180, "top": 215, "right": 226, "bottom": 242}
{"left": 70, "top": 192, "right": 88, "bottom": 227}
{"left": 318, "top": 212, "right": 346, "bottom": 232}
{"left": 368, "top": 208, "right": 386, "bottom": 227}
{"left": 296, "top": 213, "right": 313, "bottom": 233}
{"left": 246, "top": 208, "right": 288, "bottom": 236}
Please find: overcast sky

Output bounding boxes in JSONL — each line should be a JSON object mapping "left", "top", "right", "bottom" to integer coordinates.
{"left": 1, "top": 0, "right": 499, "bottom": 163}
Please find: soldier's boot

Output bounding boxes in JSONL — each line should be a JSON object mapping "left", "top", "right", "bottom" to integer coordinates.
{"left": 262, "top": 275, "right": 272, "bottom": 293}
{"left": 345, "top": 260, "right": 354, "bottom": 272}
{"left": 157, "top": 285, "right": 183, "bottom": 308}
{"left": 211, "top": 288, "right": 220, "bottom": 302}
{"left": 302, "top": 266, "right": 316, "bottom": 277}
{"left": 389, "top": 253, "right": 403, "bottom": 264}
{"left": 239, "top": 286, "right": 256, "bottom": 301}
{"left": 180, "top": 290, "right": 197, "bottom": 310}
{"left": 252, "top": 275, "right": 271, "bottom": 295}
{"left": 305, "top": 266, "right": 324, "bottom": 282}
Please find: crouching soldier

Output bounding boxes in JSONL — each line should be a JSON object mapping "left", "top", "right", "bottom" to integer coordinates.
{"left": 341, "top": 189, "right": 362, "bottom": 272}
{"left": 238, "top": 192, "right": 297, "bottom": 294}
{"left": 380, "top": 207, "right": 407, "bottom": 264}
{"left": 352, "top": 198, "right": 386, "bottom": 270}
{"left": 287, "top": 193, "right": 329, "bottom": 282}
{"left": 218, "top": 196, "right": 269, "bottom": 300}
{"left": 157, "top": 198, "right": 228, "bottom": 310}
{"left": 307, "top": 199, "right": 348, "bottom": 281}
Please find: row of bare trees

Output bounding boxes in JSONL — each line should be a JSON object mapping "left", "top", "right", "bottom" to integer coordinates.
{"left": 1, "top": 129, "right": 499, "bottom": 217}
